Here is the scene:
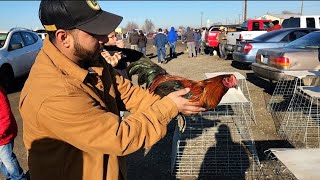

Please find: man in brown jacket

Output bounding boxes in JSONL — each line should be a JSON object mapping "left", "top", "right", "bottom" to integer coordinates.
{"left": 19, "top": 1, "right": 205, "bottom": 180}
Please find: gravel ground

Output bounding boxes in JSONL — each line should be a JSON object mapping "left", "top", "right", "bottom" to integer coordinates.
{"left": 5, "top": 40, "right": 296, "bottom": 180}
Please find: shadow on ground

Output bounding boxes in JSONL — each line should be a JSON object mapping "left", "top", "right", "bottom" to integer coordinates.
{"left": 246, "top": 72, "right": 276, "bottom": 95}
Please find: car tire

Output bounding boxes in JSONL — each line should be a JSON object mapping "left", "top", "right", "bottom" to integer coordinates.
{"left": 0, "top": 65, "right": 14, "bottom": 91}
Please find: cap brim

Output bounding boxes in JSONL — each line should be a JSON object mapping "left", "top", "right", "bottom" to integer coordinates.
{"left": 77, "top": 11, "right": 123, "bottom": 35}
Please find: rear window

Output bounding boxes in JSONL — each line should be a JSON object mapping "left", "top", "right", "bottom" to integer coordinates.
{"left": 253, "top": 30, "right": 284, "bottom": 41}
{"left": 286, "top": 31, "right": 320, "bottom": 48}
{"left": 0, "top": 33, "right": 8, "bottom": 48}
{"left": 282, "top": 18, "right": 300, "bottom": 28}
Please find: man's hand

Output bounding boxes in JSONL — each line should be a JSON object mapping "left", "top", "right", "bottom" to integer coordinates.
{"left": 167, "top": 88, "right": 205, "bottom": 115}
{"left": 101, "top": 50, "right": 122, "bottom": 67}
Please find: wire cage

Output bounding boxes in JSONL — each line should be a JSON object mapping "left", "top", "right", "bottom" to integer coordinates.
{"left": 205, "top": 72, "right": 256, "bottom": 125}
{"left": 279, "top": 86, "right": 320, "bottom": 148}
{"left": 171, "top": 104, "right": 260, "bottom": 179}
{"left": 260, "top": 149, "right": 298, "bottom": 180}
{"left": 268, "top": 71, "right": 320, "bottom": 132}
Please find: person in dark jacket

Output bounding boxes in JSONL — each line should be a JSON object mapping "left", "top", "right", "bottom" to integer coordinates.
{"left": 167, "top": 27, "right": 178, "bottom": 58}
{"left": 185, "top": 27, "right": 196, "bottom": 58}
{"left": 138, "top": 30, "right": 147, "bottom": 55}
{"left": 0, "top": 86, "right": 26, "bottom": 180}
{"left": 153, "top": 28, "right": 168, "bottom": 64}
{"left": 129, "top": 30, "right": 139, "bottom": 50}
{"left": 194, "top": 29, "right": 201, "bottom": 56}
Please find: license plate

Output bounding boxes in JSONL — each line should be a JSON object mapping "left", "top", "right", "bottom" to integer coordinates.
{"left": 262, "top": 57, "right": 268, "bottom": 64}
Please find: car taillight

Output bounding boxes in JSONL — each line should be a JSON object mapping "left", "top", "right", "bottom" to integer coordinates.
{"left": 256, "top": 53, "right": 261, "bottom": 62}
{"left": 239, "top": 34, "right": 243, "bottom": 40}
{"left": 270, "top": 56, "right": 290, "bottom": 67}
{"left": 242, "top": 43, "right": 252, "bottom": 53}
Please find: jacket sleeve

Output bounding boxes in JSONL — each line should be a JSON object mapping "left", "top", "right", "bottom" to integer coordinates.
{"left": 153, "top": 36, "right": 157, "bottom": 45}
{"left": 37, "top": 88, "right": 178, "bottom": 156}
{"left": 0, "top": 88, "right": 12, "bottom": 138}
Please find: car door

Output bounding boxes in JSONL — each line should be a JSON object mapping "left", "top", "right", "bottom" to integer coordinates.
{"left": 6, "top": 32, "right": 28, "bottom": 77}
{"left": 20, "top": 31, "right": 38, "bottom": 71}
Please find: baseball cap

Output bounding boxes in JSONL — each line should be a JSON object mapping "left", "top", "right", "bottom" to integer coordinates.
{"left": 39, "top": 0, "right": 123, "bottom": 35}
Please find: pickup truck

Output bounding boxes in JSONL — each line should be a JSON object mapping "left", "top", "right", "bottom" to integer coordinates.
{"left": 205, "top": 25, "right": 240, "bottom": 55}
{"left": 220, "top": 20, "right": 272, "bottom": 59}
{"left": 282, "top": 15, "right": 320, "bottom": 28}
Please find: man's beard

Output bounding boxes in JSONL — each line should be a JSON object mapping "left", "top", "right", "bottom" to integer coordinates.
{"left": 73, "top": 39, "right": 101, "bottom": 67}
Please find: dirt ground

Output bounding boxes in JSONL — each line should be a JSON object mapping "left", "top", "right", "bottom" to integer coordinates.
{"left": 5, "top": 40, "right": 295, "bottom": 180}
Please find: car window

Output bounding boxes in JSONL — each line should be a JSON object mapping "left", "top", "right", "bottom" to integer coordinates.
{"left": 31, "top": 33, "right": 39, "bottom": 41}
{"left": 254, "top": 30, "right": 284, "bottom": 41}
{"left": 21, "top": 32, "right": 36, "bottom": 46}
{"left": 241, "top": 21, "right": 248, "bottom": 31}
{"left": 263, "top": 22, "right": 271, "bottom": 30}
{"left": 282, "top": 31, "right": 309, "bottom": 42}
{"left": 306, "top": 18, "right": 315, "bottom": 28}
{"left": 282, "top": 18, "right": 300, "bottom": 28}
{"left": 286, "top": 32, "right": 320, "bottom": 48}
{"left": 9, "top": 32, "right": 24, "bottom": 48}
{"left": 0, "top": 33, "right": 7, "bottom": 48}
{"left": 252, "top": 22, "right": 260, "bottom": 30}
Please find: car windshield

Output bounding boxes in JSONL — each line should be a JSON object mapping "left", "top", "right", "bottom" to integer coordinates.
{"left": 286, "top": 31, "right": 320, "bottom": 48}
{"left": 0, "top": 33, "right": 8, "bottom": 48}
{"left": 253, "top": 30, "right": 284, "bottom": 42}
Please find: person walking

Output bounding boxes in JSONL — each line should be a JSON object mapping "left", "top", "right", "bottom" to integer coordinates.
{"left": 19, "top": 1, "right": 205, "bottom": 180}
{"left": 129, "top": 29, "right": 139, "bottom": 50}
{"left": 167, "top": 27, "right": 178, "bottom": 58}
{"left": 194, "top": 29, "right": 201, "bottom": 56}
{"left": 137, "top": 30, "right": 147, "bottom": 55}
{"left": 185, "top": 27, "right": 196, "bottom": 58}
{"left": 200, "top": 27, "right": 207, "bottom": 55}
{"left": 0, "top": 86, "right": 26, "bottom": 180}
{"left": 153, "top": 28, "right": 168, "bottom": 64}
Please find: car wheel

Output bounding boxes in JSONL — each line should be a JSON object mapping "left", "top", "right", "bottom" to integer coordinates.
{"left": 0, "top": 65, "right": 14, "bottom": 91}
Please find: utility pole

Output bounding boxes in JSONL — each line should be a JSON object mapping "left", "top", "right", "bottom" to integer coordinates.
{"left": 300, "top": 0, "right": 304, "bottom": 15}
{"left": 201, "top": 12, "right": 203, "bottom": 28}
{"left": 243, "top": 0, "right": 247, "bottom": 21}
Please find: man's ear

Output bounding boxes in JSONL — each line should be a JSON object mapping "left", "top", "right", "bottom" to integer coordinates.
{"left": 55, "top": 29, "right": 71, "bottom": 48}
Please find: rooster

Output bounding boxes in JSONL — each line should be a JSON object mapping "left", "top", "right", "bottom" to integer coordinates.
{"left": 127, "top": 56, "right": 238, "bottom": 132}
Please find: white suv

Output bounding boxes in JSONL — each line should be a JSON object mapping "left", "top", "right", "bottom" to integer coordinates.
{"left": 0, "top": 27, "right": 43, "bottom": 90}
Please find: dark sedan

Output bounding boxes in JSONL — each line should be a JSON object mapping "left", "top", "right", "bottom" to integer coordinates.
{"left": 251, "top": 31, "right": 320, "bottom": 81}
{"left": 233, "top": 28, "right": 318, "bottom": 64}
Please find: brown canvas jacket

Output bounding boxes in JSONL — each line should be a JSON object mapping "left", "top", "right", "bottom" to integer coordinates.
{"left": 19, "top": 37, "right": 178, "bottom": 180}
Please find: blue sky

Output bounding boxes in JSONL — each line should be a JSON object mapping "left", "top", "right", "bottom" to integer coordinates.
{"left": 1, "top": 1, "right": 320, "bottom": 31}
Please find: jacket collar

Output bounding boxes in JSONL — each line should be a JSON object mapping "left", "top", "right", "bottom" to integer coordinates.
{"left": 42, "top": 37, "right": 89, "bottom": 83}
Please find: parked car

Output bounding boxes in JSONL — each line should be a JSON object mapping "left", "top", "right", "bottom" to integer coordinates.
{"left": 251, "top": 31, "right": 320, "bottom": 81}
{"left": 233, "top": 28, "right": 318, "bottom": 64}
{"left": 0, "top": 27, "right": 43, "bottom": 90}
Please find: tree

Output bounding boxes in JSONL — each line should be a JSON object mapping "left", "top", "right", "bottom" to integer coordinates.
{"left": 125, "top": 21, "right": 139, "bottom": 31}
{"left": 143, "top": 19, "right": 155, "bottom": 33}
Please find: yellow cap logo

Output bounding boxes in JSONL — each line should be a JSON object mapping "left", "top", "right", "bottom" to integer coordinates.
{"left": 86, "top": 0, "right": 101, "bottom": 11}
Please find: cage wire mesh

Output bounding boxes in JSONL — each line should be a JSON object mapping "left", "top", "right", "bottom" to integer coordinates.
{"left": 171, "top": 102, "right": 260, "bottom": 179}
{"left": 205, "top": 72, "right": 256, "bottom": 125}
{"left": 279, "top": 86, "right": 320, "bottom": 148}
{"left": 268, "top": 71, "right": 320, "bottom": 132}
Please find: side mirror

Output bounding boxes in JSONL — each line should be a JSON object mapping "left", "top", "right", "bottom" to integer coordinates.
{"left": 9, "top": 43, "right": 22, "bottom": 51}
